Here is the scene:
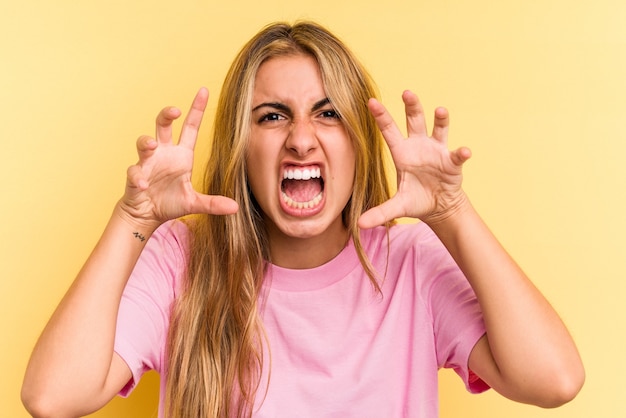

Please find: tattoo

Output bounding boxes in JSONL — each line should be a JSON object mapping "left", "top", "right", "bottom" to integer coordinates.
{"left": 133, "top": 232, "right": 146, "bottom": 242}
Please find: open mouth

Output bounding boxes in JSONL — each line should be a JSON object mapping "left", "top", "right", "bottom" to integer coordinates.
{"left": 281, "top": 166, "right": 324, "bottom": 210}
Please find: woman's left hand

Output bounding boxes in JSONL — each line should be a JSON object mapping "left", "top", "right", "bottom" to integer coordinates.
{"left": 358, "top": 90, "right": 472, "bottom": 228}
{"left": 359, "top": 92, "right": 585, "bottom": 406}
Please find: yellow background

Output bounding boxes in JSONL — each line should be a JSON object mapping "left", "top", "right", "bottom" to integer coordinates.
{"left": 2, "top": 0, "right": 624, "bottom": 416}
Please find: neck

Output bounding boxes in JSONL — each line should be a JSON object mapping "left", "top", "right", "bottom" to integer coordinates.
{"left": 266, "top": 221, "right": 350, "bottom": 269}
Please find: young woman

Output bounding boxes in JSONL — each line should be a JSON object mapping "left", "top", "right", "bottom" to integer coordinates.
{"left": 22, "top": 21, "right": 584, "bottom": 418}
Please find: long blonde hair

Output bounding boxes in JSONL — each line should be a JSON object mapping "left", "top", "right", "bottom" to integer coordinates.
{"left": 166, "top": 21, "right": 393, "bottom": 417}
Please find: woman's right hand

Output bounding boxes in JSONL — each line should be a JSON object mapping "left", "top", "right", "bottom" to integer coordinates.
{"left": 118, "top": 87, "right": 239, "bottom": 230}
{"left": 22, "top": 88, "right": 239, "bottom": 418}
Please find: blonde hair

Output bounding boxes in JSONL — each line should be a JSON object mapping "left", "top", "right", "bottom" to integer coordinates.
{"left": 166, "top": 21, "right": 392, "bottom": 417}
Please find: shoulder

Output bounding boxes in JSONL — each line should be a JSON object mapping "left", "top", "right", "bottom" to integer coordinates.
{"left": 147, "top": 220, "right": 191, "bottom": 263}
{"left": 360, "top": 221, "right": 444, "bottom": 256}
{"left": 359, "top": 222, "right": 455, "bottom": 284}
{"left": 361, "top": 222, "right": 465, "bottom": 289}
{"left": 152, "top": 219, "right": 191, "bottom": 246}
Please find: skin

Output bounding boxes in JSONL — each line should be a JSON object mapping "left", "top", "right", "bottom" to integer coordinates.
{"left": 22, "top": 58, "right": 584, "bottom": 416}
{"left": 247, "top": 55, "right": 356, "bottom": 268}
{"left": 361, "top": 91, "right": 584, "bottom": 406}
{"left": 21, "top": 89, "right": 238, "bottom": 417}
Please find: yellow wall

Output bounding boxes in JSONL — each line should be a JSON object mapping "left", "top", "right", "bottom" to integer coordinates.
{"left": 2, "top": 0, "right": 624, "bottom": 416}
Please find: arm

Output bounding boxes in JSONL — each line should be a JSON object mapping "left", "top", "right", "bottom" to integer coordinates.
{"left": 22, "top": 208, "right": 152, "bottom": 417}
{"left": 21, "top": 88, "right": 238, "bottom": 417}
{"left": 431, "top": 198, "right": 584, "bottom": 407}
{"left": 359, "top": 91, "right": 584, "bottom": 407}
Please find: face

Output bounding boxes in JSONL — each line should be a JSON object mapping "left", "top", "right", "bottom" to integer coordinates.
{"left": 246, "top": 54, "right": 356, "bottom": 258}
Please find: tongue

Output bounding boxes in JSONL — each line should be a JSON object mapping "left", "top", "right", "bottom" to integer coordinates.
{"left": 282, "top": 178, "right": 322, "bottom": 202}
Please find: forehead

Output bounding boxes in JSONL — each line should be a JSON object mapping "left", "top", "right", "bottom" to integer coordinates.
{"left": 253, "top": 54, "right": 326, "bottom": 103}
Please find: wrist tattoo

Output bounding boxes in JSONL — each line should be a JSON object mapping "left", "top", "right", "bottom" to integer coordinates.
{"left": 133, "top": 232, "right": 146, "bottom": 242}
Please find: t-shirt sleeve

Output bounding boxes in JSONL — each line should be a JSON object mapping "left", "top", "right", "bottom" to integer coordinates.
{"left": 114, "top": 221, "right": 187, "bottom": 397}
{"left": 419, "top": 226, "right": 490, "bottom": 394}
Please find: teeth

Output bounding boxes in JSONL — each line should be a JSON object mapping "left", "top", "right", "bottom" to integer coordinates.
{"left": 281, "top": 167, "right": 323, "bottom": 210}
{"left": 282, "top": 191, "right": 323, "bottom": 209}
{"left": 283, "top": 167, "right": 321, "bottom": 180}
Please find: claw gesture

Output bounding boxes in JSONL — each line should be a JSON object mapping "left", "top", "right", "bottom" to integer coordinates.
{"left": 358, "top": 90, "right": 471, "bottom": 229}
{"left": 119, "top": 88, "right": 238, "bottom": 230}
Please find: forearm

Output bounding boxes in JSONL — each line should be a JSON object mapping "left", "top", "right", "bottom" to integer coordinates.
{"left": 22, "top": 203, "right": 157, "bottom": 416}
{"left": 427, "top": 197, "right": 584, "bottom": 406}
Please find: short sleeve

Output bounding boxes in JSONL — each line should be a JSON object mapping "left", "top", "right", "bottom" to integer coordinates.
{"left": 419, "top": 228, "right": 490, "bottom": 394}
{"left": 113, "top": 220, "right": 188, "bottom": 396}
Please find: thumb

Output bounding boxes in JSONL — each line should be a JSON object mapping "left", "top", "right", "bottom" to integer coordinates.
{"left": 190, "top": 194, "right": 239, "bottom": 216}
{"left": 358, "top": 198, "right": 403, "bottom": 229}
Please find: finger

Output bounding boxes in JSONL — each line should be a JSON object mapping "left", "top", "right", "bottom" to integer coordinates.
{"left": 155, "top": 107, "right": 182, "bottom": 143}
{"left": 136, "top": 135, "right": 158, "bottom": 162}
{"left": 357, "top": 198, "right": 404, "bottom": 229}
{"left": 451, "top": 146, "right": 472, "bottom": 166}
{"left": 402, "top": 90, "right": 427, "bottom": 136}
{"left": 432, "top": 106, "right": 449, "bottom": 143}
{"left": 368, "top": 98, "right": 405, "bottom": 151}
{"left": 126, "top": 164, "right": 149, "bottom": 191}
{"left": 179, "top": 87, "right": 209, "bottom": 149}
{"left": 190, "top": 194, "right": 239, "bottom": 215}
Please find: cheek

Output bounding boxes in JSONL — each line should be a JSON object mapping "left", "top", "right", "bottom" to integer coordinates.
{"left": 246, "top": 150, "right": 275, "bottom": 203}
{"left": 330, "top": 147, "right": 357, "bottom": 200}
{"left": 342, "top": 144, "right": 357, "bottom": 184}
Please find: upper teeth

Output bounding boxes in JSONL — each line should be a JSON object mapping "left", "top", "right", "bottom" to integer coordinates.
{"left": 283, "top": 167, "right": 321, "bottom": 180}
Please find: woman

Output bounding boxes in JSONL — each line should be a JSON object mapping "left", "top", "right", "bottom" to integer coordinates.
{"left": 22, "top": 21, "right": 584, "bottom": 417}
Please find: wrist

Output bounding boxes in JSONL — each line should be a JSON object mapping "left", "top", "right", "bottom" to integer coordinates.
{"left": 423, "top": 191, "right": 473, "bottom": 230}
{"left": 112, "top": 201, "right": 161, "bottom": 240}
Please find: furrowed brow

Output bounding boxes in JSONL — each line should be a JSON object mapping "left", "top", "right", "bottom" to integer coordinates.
{"left": 251, "top": 102, "right": 291, "bottom": 114}
{"left": 311, "top": 98, "right": 331, "bottom": 112}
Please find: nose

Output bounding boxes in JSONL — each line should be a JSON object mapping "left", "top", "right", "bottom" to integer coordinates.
{"left": 285, "top": 119, "right": 317, "bottom": 157}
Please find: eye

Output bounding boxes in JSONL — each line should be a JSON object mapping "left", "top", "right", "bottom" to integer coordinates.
{"left": 258, "top": 112, "right": 286, "bottom": 123}
{"left": 320, "top": 109, "right": 340, "bottom": 119}
{"left": 316, "top": 108, "right": 342, "bottom": 126}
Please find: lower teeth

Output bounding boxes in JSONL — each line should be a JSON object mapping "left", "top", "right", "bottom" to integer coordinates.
{"left": 282, "top": 192, "right": 323, "bottom": 209}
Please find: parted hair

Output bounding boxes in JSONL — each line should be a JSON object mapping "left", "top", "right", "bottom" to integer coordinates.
{"left": 165, "top": 21, "right": 393, "bottom": 417}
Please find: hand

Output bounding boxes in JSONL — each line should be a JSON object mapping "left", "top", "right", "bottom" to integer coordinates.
{"left": 119, "top": 88, "right": 238, "bottom": 229}
{"left": 358, "top": 90, "right": 471, "bottom": 228}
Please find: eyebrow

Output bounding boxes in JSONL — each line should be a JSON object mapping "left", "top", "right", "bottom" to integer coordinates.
{"left": 251, "top": 97, "right": 332, "bottom": 114}
{"left": 311, "top": 97, "right": 331, "bottom": 112}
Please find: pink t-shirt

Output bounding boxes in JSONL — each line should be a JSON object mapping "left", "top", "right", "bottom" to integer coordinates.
{"left": 115, "top": 220, "right": 488, "bottom": 417}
